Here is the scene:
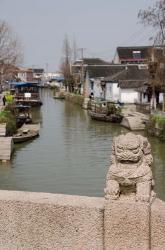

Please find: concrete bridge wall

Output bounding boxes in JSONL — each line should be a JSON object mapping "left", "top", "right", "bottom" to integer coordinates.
{"left": 0, "top": 190, "right": 165, "bottom": 249}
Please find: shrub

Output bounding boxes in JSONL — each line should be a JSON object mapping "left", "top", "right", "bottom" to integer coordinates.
{"left": 152, "top": 114, "right": 165, "bottom": 123}
{"left": 147, "top": 114, "right": 165, "bottom": 141}
{"left": 0, "top": 109, "right": 16, "bottom": 136}
{"left": 107, "top": 103, "right": 121, "bottom": 115}
{"left": 5, "top": 94, "right": 14, "bottom": 104}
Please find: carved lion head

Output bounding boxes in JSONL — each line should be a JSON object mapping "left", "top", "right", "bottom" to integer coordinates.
{"left": 111, "top": 133, "right": 153, "bottom": 167}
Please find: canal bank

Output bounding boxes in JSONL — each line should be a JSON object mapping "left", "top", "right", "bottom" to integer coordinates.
{"left": 64, "top": 92, "right": 84, "bottom": 106}
{"left": 0, "top": 89, "right": 165, "bottom": 200}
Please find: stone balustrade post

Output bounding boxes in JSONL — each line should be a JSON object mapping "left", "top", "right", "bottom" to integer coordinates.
{"left": 104, "top": 197, "right": 151, "bottom": 250}
{"left": 104, "top": 132, "right": 155, "bottom": 250}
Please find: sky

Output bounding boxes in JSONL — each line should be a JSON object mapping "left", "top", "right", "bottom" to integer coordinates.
{"left": 0, "top": 0, "right": 155, "bottom": 72}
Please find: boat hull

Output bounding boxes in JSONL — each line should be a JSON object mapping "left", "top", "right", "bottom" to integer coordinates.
{"left": 15, "top": 100, "right": 42, "bottom": 107}
{"left": 13, "top": 131, "right": 39, "bottom": 143}
{"left": 89, "top": 111, "right": 123, "bottom": 123}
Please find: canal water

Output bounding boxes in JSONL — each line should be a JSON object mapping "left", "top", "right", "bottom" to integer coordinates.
{"left": 0, "top": 89, "right": 165, "bottom": 200}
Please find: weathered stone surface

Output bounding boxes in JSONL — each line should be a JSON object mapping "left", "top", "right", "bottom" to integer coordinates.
{"left": 104, "top": 133, "right": 154, "bottom": 249}
{"left": 0, "top": 137, "right": 13, "bottom": 160}
{"left": 0, "top": 190, "right": 104, "bottom": 250}
{"left": 151, "top": 198, "right": 165, "bottom": 250}
{"left": 104, "top": 196, "right": 150, "bottom": 250}
{"left": 0, "top": 193, "right": 164, "bottom": 249}
{"left": 121, "top": 112, "right": 148, "bottom": 130}
{"left": 0, "top": 123, "right": 6, "bottom": 136}
{"left": 105, "top": 132, "right": 154, "bottom": 202}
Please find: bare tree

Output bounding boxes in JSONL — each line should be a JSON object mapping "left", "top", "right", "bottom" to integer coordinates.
{"left": 138, "top": 0, "right": 165, "bottom": 45}
{"left": 0, "top": 20, "right": 23, "bottom": 88}
{"left": 138, "top": 1, "right": 165, "bottom": 110}
{"left": 72, "top": 37, "right": 77, "bottom": 62}
{"left": 60, "top": 35, "right": 75, "bottom": 92}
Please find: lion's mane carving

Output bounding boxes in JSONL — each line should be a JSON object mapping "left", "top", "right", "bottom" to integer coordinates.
{"left": 105, "top": 133, "right": 154, "bottom": 202}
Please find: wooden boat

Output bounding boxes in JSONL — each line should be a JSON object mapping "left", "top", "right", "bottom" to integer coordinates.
{"left": 89, "top": 99, "right": 123, "bottom": 123}
{"left": 13, "top": 124, "right": 40, "bottom": 143}
{"left": 13, "top": 130, "right": 39, "bottom": 143}
{"left": 53, "top": 95, "right": 65, "bottom": 100}
{"left": 89, "top": 111, "right": 123, "bottom": 123}
{"left": 15, "top": 105, "right": 32, "bottom": 128}
{"left": 53, "top": 91, "right": 65, "bottom": 99}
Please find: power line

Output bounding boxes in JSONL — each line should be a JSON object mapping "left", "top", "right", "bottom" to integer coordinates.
{"left": 121, "top": 27, "right": 146, "bottom": 45}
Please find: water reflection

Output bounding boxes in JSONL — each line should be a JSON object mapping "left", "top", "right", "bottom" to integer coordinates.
{"left": 0, "top": 89, "right": 164, "bottom": 200}
{"left": 150, "top": 138, "right": 165, "bottom": 200}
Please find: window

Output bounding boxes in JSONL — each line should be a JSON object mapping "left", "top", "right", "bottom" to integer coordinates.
{"left": 133, "top": 51, "right": 141, "bottom": 59}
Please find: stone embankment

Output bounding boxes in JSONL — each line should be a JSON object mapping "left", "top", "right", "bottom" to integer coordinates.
{"left": 0, "top": 133, "right": 165, "bottom": 249}
{"left": 121, "top": 110, "right": 149, "bottom": 130}
{"left": 0, "top": 136, "right": 13, "bottom": 161}
{"left": 64, "top": 92, "right": 84, "bottom": 106}
{"left": 58, "top": 91, "right": 90, "bottom": 109}
{"left": 0, "top": 95, "right": 14, "bottom": 161}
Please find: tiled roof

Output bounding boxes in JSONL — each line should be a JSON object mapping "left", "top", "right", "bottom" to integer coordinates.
{"left": 117, "top": 46, "right": 151, "bottom": 60}
{"left": 103, "top": 65, "right": 149, "bottom": 89}
{"left": 73, "top": 58, "right": 110, "bottom": 66}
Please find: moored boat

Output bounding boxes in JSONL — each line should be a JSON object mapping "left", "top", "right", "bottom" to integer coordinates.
{"left": 53, "top": 90, "right": 66, "bottom": 99}
{"left": 89, "top": 111, "right": 123, "bottom": 123}
{"left": 13, "top": 123, "right": 40, "bottom": 143}
{"left": 53, "top": 95, "right": 65, "bottom": 100}
{"left": 13, "top": 130, "right": 39, "bottom": 143}
{"left": 89, "top": 99, "right": 123, "bottom": 123}
{"left": 14, "top": 105, "right": 32, "bottom": 128}
{"left": 9, "top": 82, "right": 42, "bottom": 106}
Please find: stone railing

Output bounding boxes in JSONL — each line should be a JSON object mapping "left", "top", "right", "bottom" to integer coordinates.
{"left": 0, "top": 133, "right": 165, "bottom": 249}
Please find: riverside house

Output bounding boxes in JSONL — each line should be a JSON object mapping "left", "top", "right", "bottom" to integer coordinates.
{"left": 72, "top": 58, "right": 151, "bottom": 104}
{"left": 72, "top": 49, "right": 165, "bottom": 107}
{"left": 101, "top": 64, "right": 150, "bottom": 104}
{"left": 113, "top": 46, "right": 150, "bottom": 64}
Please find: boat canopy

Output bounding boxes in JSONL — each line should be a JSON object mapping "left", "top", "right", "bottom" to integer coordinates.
{"left": 49, "top": 76, "right": 64, "bottom": 82}
{"left": 9, "top": 82, "right": 39, "bottom": 88}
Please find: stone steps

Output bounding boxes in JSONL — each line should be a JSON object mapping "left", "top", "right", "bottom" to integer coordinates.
{"left": 0, "top": 137, "right": 14, "bottom": 161}
{"left": 0, "top": 124, "right": 6, "bottom": 137}
{"left": 121, "top": 116, "right": 145, "bottom": 130}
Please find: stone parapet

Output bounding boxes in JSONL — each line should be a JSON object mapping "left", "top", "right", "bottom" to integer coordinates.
{"left": 151, "top": 198, "right": 165, "bottom": 249}
{"left": 0, "top": 191, "right": 104, "bottom": 250}
{"left": 0, "top": 133, "right": 164, "bottom": 249}
{"left": 0, "top": 191, "right": 164, "bottom": 249}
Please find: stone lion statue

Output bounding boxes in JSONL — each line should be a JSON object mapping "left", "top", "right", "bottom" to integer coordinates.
{"left": 105, "top": 132, "right": 154, "bottom": 202}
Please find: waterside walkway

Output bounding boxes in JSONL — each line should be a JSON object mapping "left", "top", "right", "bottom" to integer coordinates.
{"left": 0, "top": 93, "right": 4, "bottom": 112}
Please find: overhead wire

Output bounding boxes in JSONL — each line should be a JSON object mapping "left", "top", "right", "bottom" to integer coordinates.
{"left": 76, "top": 27, "right": 155, "bottom": 62}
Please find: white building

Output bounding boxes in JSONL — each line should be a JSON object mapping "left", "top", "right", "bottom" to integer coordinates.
{"left": 86, "top": 64, "right": 150, "bottom": 104}
{"left": 43, "top": 72, "right": 64, "bottom": 88}
{"left": 72, "top": 57, "right": 164, "bottom": 105}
